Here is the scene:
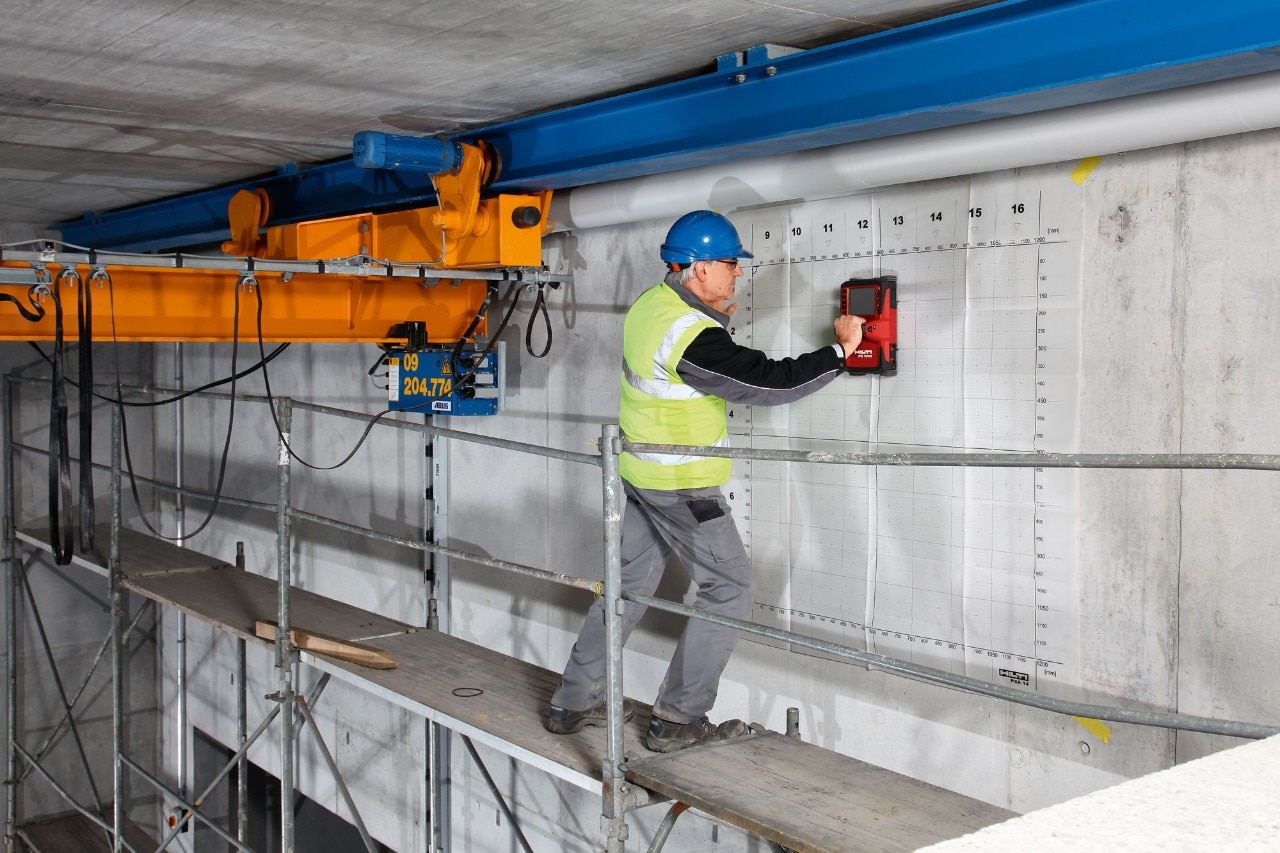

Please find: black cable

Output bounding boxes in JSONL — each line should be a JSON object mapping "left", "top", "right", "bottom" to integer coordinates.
{"left": 112, "top": 276, "right": 242, "bottom": 542}
{"left": 0, "top": 285, "right": 48, "bottom": 322}
{"left": 26, "top": 339, "right": 291, "bottom": 407}
{"left": 480, "top": 282, "right": 523, "bottom": 364}
{"left": 451, "top": 281, "right": 557, "bottom": 376}
{"left": 450, "top": 281, "right": 526, "bottom": 388}
{"left": 449, "top": 283, "right": 499, "bottom": 382}
{"left": 525, "top": 284, "right": 553, "bottom": 359}
{"left": 253, "top": 282, "right": 401, "bottom": 471}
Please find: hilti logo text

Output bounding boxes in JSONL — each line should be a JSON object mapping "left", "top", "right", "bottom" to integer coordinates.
{"left": 855, "top": 349, "right": 874, "bottom": 357}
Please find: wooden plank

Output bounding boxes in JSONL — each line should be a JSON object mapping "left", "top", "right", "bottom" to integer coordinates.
{"left": 124, "top": 564, "right": 412, "bottom": 647}
{"left": 254, "top": 620, "right": 399, "bottom": 669}
{"left": 625, "top": 732, "right": 1015, "bottom": 853}
{"left": 18, "top": 811, "right": 155, "bottom": 853}
{"left": 310, "top": 629, "right": 652, "bottom": 786}
{"left": 18, "top": 523, "right": 227, "bottom": 579}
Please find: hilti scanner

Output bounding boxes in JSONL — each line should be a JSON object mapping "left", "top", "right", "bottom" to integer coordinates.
{"left": 840, "top": 276, "right": 897, "bottom": 376}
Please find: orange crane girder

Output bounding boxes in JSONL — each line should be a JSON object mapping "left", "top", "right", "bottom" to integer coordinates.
{"left": 0, "top": 264, "right": 489, "bottom": 344}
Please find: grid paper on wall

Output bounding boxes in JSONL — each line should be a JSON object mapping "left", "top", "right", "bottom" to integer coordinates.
{"left": 725, "top": 168, "right": 1083, "bottom": 694}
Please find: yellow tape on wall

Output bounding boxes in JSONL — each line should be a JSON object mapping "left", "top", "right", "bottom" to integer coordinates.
{"left": 1074, "top": 716, "right": 1113, "bottom": 743}
{"left": 1071, "top": 156, "right": 1104, "bottom": 184}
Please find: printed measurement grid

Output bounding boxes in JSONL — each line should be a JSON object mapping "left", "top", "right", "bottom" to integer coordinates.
{"left": 729, "top": 175, "right": 1083, "bottom": 690}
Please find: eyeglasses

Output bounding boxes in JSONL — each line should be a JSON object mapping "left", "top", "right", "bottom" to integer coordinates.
{"left": 710, "top": 259, "right": 741, "bottom": 269}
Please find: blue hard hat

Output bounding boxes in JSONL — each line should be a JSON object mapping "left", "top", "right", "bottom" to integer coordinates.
{"left": 659, "top": 210, "right": 754, "bottom": 265}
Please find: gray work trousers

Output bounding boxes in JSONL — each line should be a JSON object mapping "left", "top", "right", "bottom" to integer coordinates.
{"left": 550, "top": 481, "right": 753, "bottom": 724}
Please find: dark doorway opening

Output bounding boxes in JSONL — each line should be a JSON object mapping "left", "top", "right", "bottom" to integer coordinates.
{"left": 192, "top": 728, "right": 392, "bottom": 852}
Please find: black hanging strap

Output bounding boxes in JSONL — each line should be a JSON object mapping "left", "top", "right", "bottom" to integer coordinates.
{"left": 77, "top": 270, "right": 99, "bottom": 553}
{"left": 47, "top": 276, "right": 74, "bottom": 566}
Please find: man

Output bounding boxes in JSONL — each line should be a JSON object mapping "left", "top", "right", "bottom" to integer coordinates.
{"left": 546, "top": 210, "right": 865, "bottom": 753}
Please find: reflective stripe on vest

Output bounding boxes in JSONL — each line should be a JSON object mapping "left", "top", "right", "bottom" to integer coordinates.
{"left": 627, "top": 435, "right": 731, "bottom": 466}
{"left": 622, "top": 360, "right": 704, "bottom": 400}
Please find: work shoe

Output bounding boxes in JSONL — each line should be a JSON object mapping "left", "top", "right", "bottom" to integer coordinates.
{"left": 644, "top": 715, "right": 751, "bottom": 753}
{"left": 544, "top": 699, "right": 635, "bottom": 735}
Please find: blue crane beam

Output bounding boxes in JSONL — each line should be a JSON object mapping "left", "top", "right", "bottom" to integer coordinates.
{"left": 58, "top": 0, "right": 1280, "bottom": 251}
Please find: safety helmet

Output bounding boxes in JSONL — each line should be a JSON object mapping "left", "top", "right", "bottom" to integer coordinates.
{"left": 659, "top": 210, "right": 754, "bottom": 265}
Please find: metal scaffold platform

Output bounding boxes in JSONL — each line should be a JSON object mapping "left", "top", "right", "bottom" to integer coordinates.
{"left": 5, "top": 375, "right": 1280, "bottom": 852}
{"left": 20, "top": 514, "right": 1013, "bottom": 851}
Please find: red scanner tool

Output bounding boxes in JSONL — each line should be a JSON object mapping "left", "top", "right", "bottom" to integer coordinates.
{"left": 840, "top": 276, "right": 897, "bottom": 376}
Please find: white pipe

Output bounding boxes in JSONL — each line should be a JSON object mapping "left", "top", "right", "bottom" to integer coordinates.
{"left": 550, "top": 69, "right": 1280, "bottom": 232}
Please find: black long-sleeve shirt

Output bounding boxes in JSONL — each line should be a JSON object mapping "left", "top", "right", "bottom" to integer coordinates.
{"left": 663, "top": 274, "right": 844, "bottom": 406}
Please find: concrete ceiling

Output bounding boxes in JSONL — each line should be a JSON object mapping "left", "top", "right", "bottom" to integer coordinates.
{"left": 0, "top": 0, "right": 996, "bottom": 242}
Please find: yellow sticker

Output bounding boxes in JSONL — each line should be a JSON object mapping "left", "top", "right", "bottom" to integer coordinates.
{"left": 1071, "top": 156, "right": 1103, "bottom": 185}
{"left": 1073, "top": 716, "right": 1112, "bottom": 743}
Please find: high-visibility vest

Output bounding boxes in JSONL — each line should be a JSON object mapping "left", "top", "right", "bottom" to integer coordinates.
{"left": 619, "top": 283, "right": 731, "bottom": 489}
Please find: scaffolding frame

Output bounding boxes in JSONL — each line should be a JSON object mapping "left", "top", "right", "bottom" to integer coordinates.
{"left": 4, "top": 372, "right": 1279, "bottom": 852}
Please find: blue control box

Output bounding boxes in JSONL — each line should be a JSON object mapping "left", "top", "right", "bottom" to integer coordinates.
{"left": 387, "top": 349, "right": 500, "bottom": 415}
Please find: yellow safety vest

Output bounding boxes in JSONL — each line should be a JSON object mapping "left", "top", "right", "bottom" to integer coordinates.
{"left": 619, "top": 283, "right": 731, "bottom": 489}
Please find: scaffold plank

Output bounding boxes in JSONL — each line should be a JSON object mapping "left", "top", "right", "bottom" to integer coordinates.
{"left": 18, "top": 523, "right": 225, "bottom": 580}
{"left": 19, "top": 523, "right": 410, "bottom": 649}
{"left": 301, "top": 629, "right": 655, "bottom": 793}
{"left": 625, "top": 732, "right": 1014, "bottom": 853}
{"left": 124, "top": 563, "right": 412, "bottom": 647}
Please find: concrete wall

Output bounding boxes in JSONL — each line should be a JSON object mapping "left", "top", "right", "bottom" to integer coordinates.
{"left": 93, "top": 124, "right": 1280, "bottom": 852}
{"left": 444, "top": 130, "right": 1280, "bottom": 848}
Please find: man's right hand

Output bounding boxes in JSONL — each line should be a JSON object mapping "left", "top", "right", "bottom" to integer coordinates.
{"left": 835, "top": 315, "right": 865, "bottom": 357}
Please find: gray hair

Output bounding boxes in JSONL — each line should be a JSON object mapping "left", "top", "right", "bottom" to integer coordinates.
{"left": 667, "top": 263, "right": 702, "bottom": 287}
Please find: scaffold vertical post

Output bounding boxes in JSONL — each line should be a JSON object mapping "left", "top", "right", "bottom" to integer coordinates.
{"left": 275, "top": 397, "right": 296, "bottom": 853}
{"left": 4, "top": 378, "right": 16, "bottom": 852}
{"left": 426, "top": 418, "right": 451, "bottom": 852}
{"left": 235, "top": 541, "right": 248, "bottom": 844}
{"left": 427, "top": 721, "right": 442, "bottom": 853}
{"left": 237, "top": 636, "right": 248, "bottom": 844}
{"left": 174, "top": 343, "right": 189, "bottom": 810}
{"left": 110, "top": 399, "right": 124, "bottom": 852}
{"left": 423, "top": 416, "right": 447, "bottom": 853}
{"left": 600, "top": 424, "right": 628, "bottom": 851}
